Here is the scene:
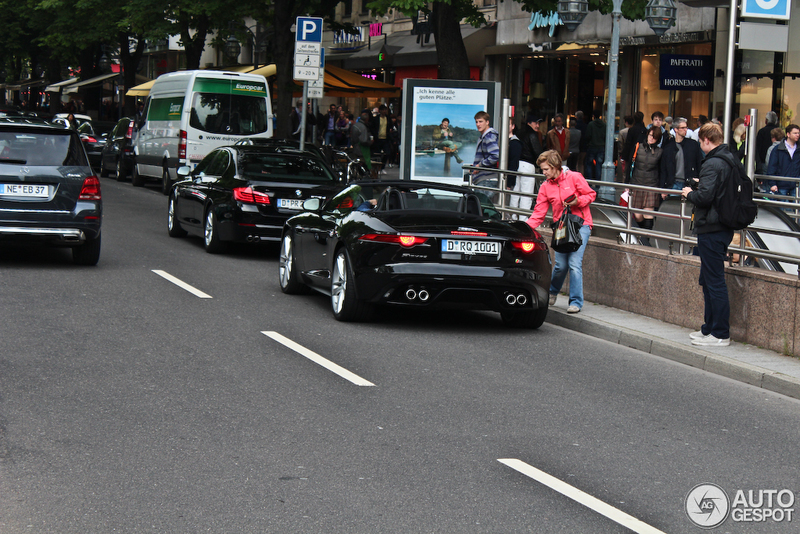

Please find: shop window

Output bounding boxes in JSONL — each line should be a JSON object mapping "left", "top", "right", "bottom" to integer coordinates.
{"left": 637, "top": 43, "right": 712, "bottom": 127}
{"left": 343, "top": 0, "right": 352, "bottom": 17}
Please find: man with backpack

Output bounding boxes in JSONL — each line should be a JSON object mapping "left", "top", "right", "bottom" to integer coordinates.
{"left": 681, "top": 122, "right": 751, "bottom": 347}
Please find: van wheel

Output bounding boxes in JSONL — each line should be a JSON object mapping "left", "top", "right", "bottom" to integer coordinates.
{"left": 131, "top": 162, "right": 145, "bottom": 187}
{"left": 161, "top": 163, "right": 172, "bottom": 195}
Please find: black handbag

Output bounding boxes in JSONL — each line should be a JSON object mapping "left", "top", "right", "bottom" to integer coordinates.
{"left": 551, "top": 207, "right": 584, "bottom": 253}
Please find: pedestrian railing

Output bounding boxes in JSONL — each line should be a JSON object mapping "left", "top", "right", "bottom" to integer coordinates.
{"left": 462, "top": 166, "right": 800, "bottom": 277}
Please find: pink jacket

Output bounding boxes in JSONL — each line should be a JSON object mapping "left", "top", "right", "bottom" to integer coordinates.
{"left": 526, "top": 169, "right": 596, "bottom": 229}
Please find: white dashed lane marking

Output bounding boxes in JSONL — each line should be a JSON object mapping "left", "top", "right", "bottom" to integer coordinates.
{"left": 498, "top": 459, "right": 667, "bottom": 534}
{"left": 262, "top": 331, "right": 375, "bottom": 387}
{"left": 152, "top": 270, "right": 213, "bottom": 299}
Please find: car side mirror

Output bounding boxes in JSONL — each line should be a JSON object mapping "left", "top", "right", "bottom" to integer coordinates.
{"left": 303, "top": 198, "right": 321, "bottom": 211}
{"left": 177, "top": 166, "right": 192, "bottom": 178}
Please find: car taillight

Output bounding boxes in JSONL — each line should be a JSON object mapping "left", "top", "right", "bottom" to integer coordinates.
{"left": 233, "top": 186, "right": 271, "bottom": 205}
{"left": 126, "top": 121, "right": 134, "bottom": 139}
{"left": 79, "top": 176, "right": 101, "bottom": 200}
{"left": 511, "top": 240, "right": 545, "bottom": 253}
{"left": 82, "top": 136, "right": 97, "bottom": 143}
{"left": 359, "top": 234, "right": 428, "bottom": 247}
{"left": 178, "top": 129, "right": 187, "bottom": 160}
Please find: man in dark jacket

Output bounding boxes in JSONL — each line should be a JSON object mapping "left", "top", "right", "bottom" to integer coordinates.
{"left": 766, "top": 123, "right": 800, "bottom": 197}
{"left": 681, "top": 122, "right": 738, "bottom": 347}
{"left": 583, "top": 109, "right": 606, "bottom": 182}
{"left": 660, "top": 117, "right": 703, "bottom": 192}
{"left": 755, "top": 111, "right": 779, "bottom": 174}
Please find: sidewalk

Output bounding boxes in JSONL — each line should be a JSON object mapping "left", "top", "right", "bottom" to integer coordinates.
{"left": 379, "top": 162, "right": 800, "bottom": 400}
{"left": 546, "top": 295, "right": 800, "bottom": 401}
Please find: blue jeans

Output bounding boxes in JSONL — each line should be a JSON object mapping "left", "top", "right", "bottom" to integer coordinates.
{"left": 550, "top": 224, "right": 591, "bottom": 308}
{"left": 696, "top": 230, "right": 734, "bottom": 339}
{"left": 584, "top": 148, "right": 604, "bottom": 183}
{"left": 324, "top": 130, "right": 336, "bottom": 146}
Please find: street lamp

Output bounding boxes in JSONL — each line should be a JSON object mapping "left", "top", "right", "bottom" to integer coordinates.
{"left": 645, "top": 0, "right": 678, "bottom": 36}
{"left": 557, "top": 0, "right": 589, "bottom": 33}
{"left": 560, "top": 0, "right": 676, "bottom": 201}
{"left": 225, "top": 22, "right": 270, "bottom": 69}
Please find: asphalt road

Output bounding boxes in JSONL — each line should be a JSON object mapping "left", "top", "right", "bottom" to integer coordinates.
{"left": 1, "top": 177, "right": 800, "bottom": 533}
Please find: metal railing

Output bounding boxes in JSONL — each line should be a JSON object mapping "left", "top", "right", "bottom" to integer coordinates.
{"left": 462, "top": 165, "right": 800, "bottom": 277}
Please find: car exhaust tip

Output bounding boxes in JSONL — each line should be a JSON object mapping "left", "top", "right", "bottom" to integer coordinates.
{"left": 516, "top": 294, "right": 528, "bottom": 306}
{"left": 405, "top": 288, "right": 417, "bottom": 300}
{"left": 418, "top": 290, "right": 430, "bottom": 302}
{"left": 505, "top": 294, "right": 517, "bottom": 306}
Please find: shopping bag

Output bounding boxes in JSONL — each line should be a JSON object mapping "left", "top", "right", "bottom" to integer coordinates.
{"left": 551, "top": 207, "right": 584, "bottom": 253}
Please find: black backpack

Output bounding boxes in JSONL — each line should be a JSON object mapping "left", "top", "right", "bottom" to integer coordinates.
{"left": 710, "top": 154, "right": 758, "bottom": 230}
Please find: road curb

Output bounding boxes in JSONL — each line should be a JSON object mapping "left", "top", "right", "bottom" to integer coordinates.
{"left": 545, "top": 308, "right": 800, "bottom": 401}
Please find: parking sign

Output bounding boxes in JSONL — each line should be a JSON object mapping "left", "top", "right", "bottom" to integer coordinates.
{"left": 296, "top": 17, "right": 323, "bottom": 42}
{"left": 741, "top": 0, "right": 791, "bottom": 19}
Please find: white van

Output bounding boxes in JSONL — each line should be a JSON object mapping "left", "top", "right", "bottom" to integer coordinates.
{"left": 133, "top": 70, "right": 273, "bottom": 193}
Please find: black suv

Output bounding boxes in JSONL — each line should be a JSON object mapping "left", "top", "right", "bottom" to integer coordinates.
{"left": 0, "top": 117, "right": 102, "bottom": 265}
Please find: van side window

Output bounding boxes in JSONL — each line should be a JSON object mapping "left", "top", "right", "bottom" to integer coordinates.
{"left": 190, "top": 92, "right": 268, "bottom": 136}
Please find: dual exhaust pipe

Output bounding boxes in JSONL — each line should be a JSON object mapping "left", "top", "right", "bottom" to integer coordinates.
{"left": 505, "top": 293, "right": 528, "bottom": 306}
{"left": 405, "top": 288, "right": 430, "bottom": 302}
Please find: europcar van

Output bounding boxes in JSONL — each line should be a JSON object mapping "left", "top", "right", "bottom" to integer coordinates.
{"left": 133, "top": 70, "right": 273, "bottom": 193}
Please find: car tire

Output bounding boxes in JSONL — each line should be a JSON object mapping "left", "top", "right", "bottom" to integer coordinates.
{"left": 116, "top": 158, "right": 127, "bottom": 182}
{"left": 331, "top": 247, "right": 371, "bottom": 322}
{"left": 131, "top": 162, "right": 145, "bottom": 187}
{"left": 203, "top": 207, "right": 226, "bottom": 254}
{"left": 161, "top": 163, "right": 171, "bottom": 195}
{"left": 501, "top": 304, "right": 548, "bottom": 329}
{"left": 279, "top": 232, "right": 310, "bottom": 294}
{"left": 167, "top": 194, "right": 187, "bottom": 238}
{"left": 99, "top": 163, "right": 110, "bottom": 178}
{"left": 72, "top": 233, "right": 101, "bottom": 266}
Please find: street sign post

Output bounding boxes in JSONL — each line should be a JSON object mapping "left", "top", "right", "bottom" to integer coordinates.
{"left": 741, "top": 0, "right": 791, "bottom": 19}
{"left": 294, "top": 16, "right": 323, "bottom": 149}
{"left": 308, "top": 49, "right": 325, "bottom": 99}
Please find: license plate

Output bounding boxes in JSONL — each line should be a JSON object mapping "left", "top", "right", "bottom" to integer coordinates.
{"left": 0, "top": 183, "right": 49, "bottom": 198}
{"left": 441, "top": 239, "right": 500, "bottom": 256}
{"left": 278, "top": 198, "right": 303, "bottom": 210}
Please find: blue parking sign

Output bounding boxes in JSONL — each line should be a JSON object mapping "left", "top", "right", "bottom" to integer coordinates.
{"left": 741, "top": 0, "right": 791, "bottom": 19}
{"left": 296, "top": 17, "right": 323, "bottom": 42}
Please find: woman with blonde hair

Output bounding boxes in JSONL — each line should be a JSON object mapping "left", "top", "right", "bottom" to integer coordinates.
{"left": 525, "top": 150, "right": 596, "bottom": 313}
{"left": 731, "top": 123, "right": 747, "bottom": 163}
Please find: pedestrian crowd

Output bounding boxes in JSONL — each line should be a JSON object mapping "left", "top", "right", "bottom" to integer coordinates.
{"left": 289, "top": 101, "right": 401, "bottom": 172}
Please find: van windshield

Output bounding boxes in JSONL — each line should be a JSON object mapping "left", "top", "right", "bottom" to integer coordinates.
{"left": 189, "top": 93, "right": 268, "bottom": 135}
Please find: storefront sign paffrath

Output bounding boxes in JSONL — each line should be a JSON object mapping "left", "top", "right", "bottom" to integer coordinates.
{"left": 659, "top": 54, "right": 713, "bottom": 91}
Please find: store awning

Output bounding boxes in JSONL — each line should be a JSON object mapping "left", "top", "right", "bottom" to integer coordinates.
{"left": 5, "top": 78, "right": 48, "bottom": 91}
{"left": 390, "top": 25, "right": 495, "bottom": 67}
{"left": 64, "top": 72, "right": 120, "bottom": 94}
{"left": 343, "top": 44, "right": 387, "bottom": 70}
{"left": 324, "top": 65, "right": 400, "bottom": 97}
{"left": 45, "top": 78, "right": 80, "bottom": 92}
{"left": 126, "top": 79, "right": 154, "bottom": 97}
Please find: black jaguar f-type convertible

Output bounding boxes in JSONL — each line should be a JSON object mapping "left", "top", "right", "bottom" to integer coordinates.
{"left": 279, "top": 181, "right": 552, "bottom": 328}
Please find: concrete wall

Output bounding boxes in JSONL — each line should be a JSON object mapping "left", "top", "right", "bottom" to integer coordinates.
{"left": 562, "top": 236, "right": 800, "bottom": 357}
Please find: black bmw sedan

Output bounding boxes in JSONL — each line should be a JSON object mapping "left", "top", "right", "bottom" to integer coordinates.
{"left": 279, "top": 181, "right": 552, "bottom": 328}
{"left": 167, "top": 144, "right": 342, "bottom": 253}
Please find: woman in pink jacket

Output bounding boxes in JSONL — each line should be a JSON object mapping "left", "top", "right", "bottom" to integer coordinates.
{"left": 526, "top": 150, "right": 596, "bottom": 313}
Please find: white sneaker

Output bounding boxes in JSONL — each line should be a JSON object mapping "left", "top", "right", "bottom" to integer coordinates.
{"left": 567, "top": 305, "right": 581, "bottom": 314}
{"left": 691, "top": 334, "right": 730, "bottom": 347}
{"left": 548, "top": 293, "right": 557, "bottom": 305}
{"left": 689, "top": 330, "right": 706, "bottom": 340}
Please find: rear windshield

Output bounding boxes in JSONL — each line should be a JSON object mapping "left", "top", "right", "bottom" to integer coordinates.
{"left": 189, "top": 93, "right": 268, "bottom": 135}
{"left": 0, "top": 130, "right": 88, "bottom": 166}
{"left": 239, "top": 154, "right": 335, "bottom": 183}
